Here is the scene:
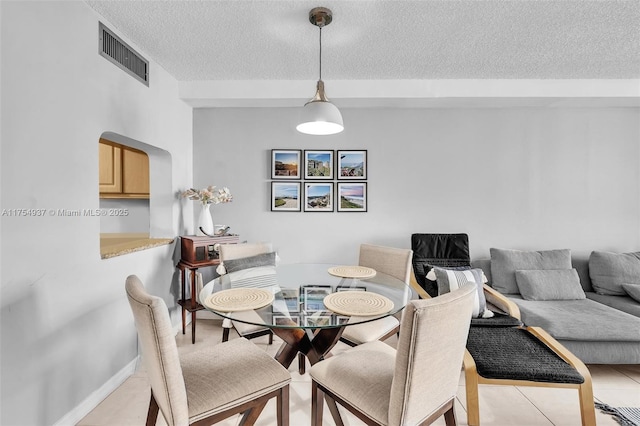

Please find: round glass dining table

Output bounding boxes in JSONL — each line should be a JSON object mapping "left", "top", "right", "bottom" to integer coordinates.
{"left": 200, "top": 263, "right": 412, "bottom": 373}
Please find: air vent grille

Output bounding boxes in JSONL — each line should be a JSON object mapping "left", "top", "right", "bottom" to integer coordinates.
{"left": 99, "top": 22, "right": 149, "bottom": 86}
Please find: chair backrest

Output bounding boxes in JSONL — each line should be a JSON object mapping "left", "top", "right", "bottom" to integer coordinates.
{"left": 411, "top": 233, "right": 471, "bottom": 297}
{"left": 359, "top": 243, "right": 413, "bottom": 284}
{"left": 125, "top": 275, "right": 189, "bottom": 426}
{"left": 389, "top": 284, "right": 475, "bottom": 425}
{"left": 219, "top": 242, "right": 273, "bottom": 261}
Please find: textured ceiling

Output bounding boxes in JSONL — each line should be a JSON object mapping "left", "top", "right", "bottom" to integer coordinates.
{"left": 85, "top": 0, "right": 639, "bottom": 82}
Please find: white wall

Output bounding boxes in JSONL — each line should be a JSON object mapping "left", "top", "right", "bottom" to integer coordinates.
{"left": 1, "top": 2, "right": 192, "bottom": 424}
{"left": 100, "top": 199, "right": 150, "bottom": 233}
{"left": 193, "top": 107, "right": 640, "bottom": 269}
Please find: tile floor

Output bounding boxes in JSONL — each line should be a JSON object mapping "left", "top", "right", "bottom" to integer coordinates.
{"left": 79, "top": 319, "right": 640, "bottom": 426}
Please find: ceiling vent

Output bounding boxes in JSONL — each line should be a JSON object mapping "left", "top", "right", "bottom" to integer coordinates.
{"left": 99, "top": 22, "right": 149, "bottom": 86}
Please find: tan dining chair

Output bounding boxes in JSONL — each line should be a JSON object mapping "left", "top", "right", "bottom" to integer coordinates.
{"left": 125, "top": 275, "right": 291, "bottom": 426}
{"left": 338, "top": 243, "right": 413, "bottom": 346}
{"left": 310, "top": 284, "right": 476, "bottom": 426}
{"left": 218, "top": 242, "right": 275, "bottom": 344}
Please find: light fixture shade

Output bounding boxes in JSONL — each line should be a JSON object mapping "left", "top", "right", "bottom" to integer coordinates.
{"left": 296, "top": 100, "right": 344, "bottom": 135}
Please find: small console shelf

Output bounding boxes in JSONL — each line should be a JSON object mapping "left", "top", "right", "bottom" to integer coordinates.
{"left": 177, "top": 234, "right": 239, "bottom": 343}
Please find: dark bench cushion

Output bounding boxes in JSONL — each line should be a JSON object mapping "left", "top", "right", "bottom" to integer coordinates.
{"left": 467, "top": 327, "right": 584, "bottom": 384}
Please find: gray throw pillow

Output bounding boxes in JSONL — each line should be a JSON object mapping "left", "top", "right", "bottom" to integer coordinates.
{"left": 223, "top": 252, "right": 276, "bottom": 274}
{"left": 621, "top": 284, "right": 640, "bottom": 303}
{"left": 490, "top": 248, "right": 572, "bottom": 294}
{"left": 589, "top": 251, "right": 640, "bottom": 296}
{"left": 515, "top": 269, "right": 586, "bottom": 301}
{"left": 434, "top": 267, "right": 493, "bottom": 318}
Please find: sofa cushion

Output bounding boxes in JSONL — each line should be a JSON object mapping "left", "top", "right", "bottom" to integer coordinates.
{"left": 223, "top": 252, "right": 276, "bottom": 274}
{"left": 589, "top": 251, "right": 640, "bottom": 296}
{"left": 515, "top": 269, "right": 586, "bottom": 301}
{"left": 622, "top": 284, "right": 640, "bottom": 303}
{"left": 508, "top": 295, "right": 640, "bottom": 342}
{"left": 434, "top": 267, "right": 493, "bottom": 318}
{"left": 490, "top": 248, "right": 572, "bottom": 294}
{"left": 586, "top": 291, "right": 640, "bottom": 318}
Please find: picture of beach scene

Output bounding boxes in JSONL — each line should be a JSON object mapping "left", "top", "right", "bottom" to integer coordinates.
{"left": 304, "top": 183, "right": 333, "bottom": 212}
{"left": 338, "top": 150, "right": 367, "bottom": 179}
{"left": 271, "top": 149, "right": 300, "bottom": 179}
{"left": 338, "top": 183, "right": 367, "bottom": 212}
{"left": 271, "top": 182, "right": 300, "bottom": 211}
{"left": 304, "top": 150, "right": 333, "bottom": 179}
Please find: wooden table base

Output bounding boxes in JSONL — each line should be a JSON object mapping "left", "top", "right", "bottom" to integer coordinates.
{"left": 272, "top": 326, "right": 345, "bottom": 374}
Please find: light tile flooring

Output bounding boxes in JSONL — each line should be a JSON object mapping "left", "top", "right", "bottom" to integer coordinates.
{"left": 79, "top": 319, "right": 640, "bottom": 426}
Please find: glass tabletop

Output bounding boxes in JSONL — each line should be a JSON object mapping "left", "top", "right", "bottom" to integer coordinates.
{"left": 199, "top": 263, "right": 412, "bottom": 329}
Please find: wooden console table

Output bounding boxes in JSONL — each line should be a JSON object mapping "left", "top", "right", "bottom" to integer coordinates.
{"left": 177, "top": 235, "right": 239, "bottom": 343}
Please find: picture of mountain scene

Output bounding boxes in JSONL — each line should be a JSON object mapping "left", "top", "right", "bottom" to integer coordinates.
{"left": 305, "top": 150, "right": 333, "bottom": 179}
{"left": 338, "top": 150, "right": 367, "bottom": 179}
{"left": 272, "top": 150, "right": 300, "bottom": 178}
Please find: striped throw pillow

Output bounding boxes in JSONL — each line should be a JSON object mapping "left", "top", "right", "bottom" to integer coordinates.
{"left": 434, "top": 267, "right": 493, "bottom": 318}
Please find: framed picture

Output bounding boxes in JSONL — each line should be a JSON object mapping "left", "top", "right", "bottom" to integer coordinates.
{"left": 273, "top": 315, "right": 300, "bottom": 326}
{"left": 337, "top": 182, "right": 367, "bottom": 212}
{"left": 336, "top": 285, "right": 366, "bottom": 292}
{"left": 271, "top": 149, "right": 301, "bottom": 179}
{"left": 305, "top": 315, "right": 333, "bottom": 327}
{"left": 301, "top": 285, "right": 332, "bottom": 312}
{"left": 304, "top": 150, "right": 334, "bottom": 179}
{"left": 337, "top": 150, "right": 367, "bottom": 179}
{"left": 271, "top": 182, "right": 301, "bottom": 212}
{"left": 279, "top": 288, "right": 300, "bottom": 313}
{"left": 304, "top": 182, "right": 334, "bottom": 212}
{"left": 335, "top": 316, "right": 350, "bottom": 325}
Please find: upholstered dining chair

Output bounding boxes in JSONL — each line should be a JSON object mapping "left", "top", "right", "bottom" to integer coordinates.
{"left": 338, "top": 243, "right": 413, "bottom": 346}
{"left": 125, "top": 275, "right": 291, "bottom": 426}
{"left": 309, "top": 284, "right": 476, "bottom": 426}
{"left": 218, "top": 242, "right": 275, "bottom": 344}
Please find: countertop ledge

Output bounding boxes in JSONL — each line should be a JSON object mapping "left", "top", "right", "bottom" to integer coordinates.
{"left": 100, "top": 234, "right": 175, "bottom": 259}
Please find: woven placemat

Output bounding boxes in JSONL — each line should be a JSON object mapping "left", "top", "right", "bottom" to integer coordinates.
{"left": 323, "top": 291, "right": 394, "bottom": 316}
{"left": 203, "top": 288, "right": 274, "bottom": 312}
{"left": 327, "top": 265, "right": 377, "bottom": 279}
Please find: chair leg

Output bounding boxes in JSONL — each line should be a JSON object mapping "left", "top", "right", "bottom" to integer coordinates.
{"left": 578, "top": 381, "right": 596, "bottom": 426}
{"left": 268, "top": 330, "right": 273, "bottom": 345}
{"left": 443, "top": 404, "right": 457, "bottom": 426}
{"left": 146, "top": 393, "right": 159, "bottom": 426}
{"left": 277, "top": 384, "right": 289, "bottom": 426}
{"left": 222, "top": 327, "right": 230, "bottom": 342}
{"left": 325, "top": 395, "right": 345, "bottom": 426}
{"left": 311, "top": 381, "right": 324, "bottom": 426}
{"left": 298, "top": 353, "right": 306, "bottom": 375}
{"left": 463, "top": 352, "right": 481, "bottom": 426}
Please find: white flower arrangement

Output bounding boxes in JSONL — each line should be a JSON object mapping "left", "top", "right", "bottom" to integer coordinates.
{"left": 181, "top": 186, "right": 233, "bottom": 205}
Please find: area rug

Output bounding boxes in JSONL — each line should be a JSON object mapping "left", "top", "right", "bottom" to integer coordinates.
{"left": 596, "top": 402, "right": 640, "bottom": 426}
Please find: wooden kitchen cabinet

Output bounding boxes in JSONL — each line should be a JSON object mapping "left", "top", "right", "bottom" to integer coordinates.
{"left": 99, "top": 139, "right": 149, "bottom": 199}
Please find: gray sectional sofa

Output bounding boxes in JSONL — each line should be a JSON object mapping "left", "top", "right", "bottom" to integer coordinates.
{"left": 473, "top": 250, "right": 640, "bottom": 364}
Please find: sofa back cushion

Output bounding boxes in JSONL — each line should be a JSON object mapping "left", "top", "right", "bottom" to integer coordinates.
{"left": 515, "top": 269, "right": 586, "bottom": 301}
{"left": 590, "top": 251, "right": 640, "bottom": 296}
{"left": 490, "top": 248, "right": 572, "bottom": 294}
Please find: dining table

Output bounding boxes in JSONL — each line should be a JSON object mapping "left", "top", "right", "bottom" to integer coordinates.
{"left": 199, "top": 263, "right": 413, "bottom": 374}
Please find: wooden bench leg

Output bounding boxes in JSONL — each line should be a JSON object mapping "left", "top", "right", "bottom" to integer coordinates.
{"left": 463, "top": 351, "right": 481, "bottom": 426}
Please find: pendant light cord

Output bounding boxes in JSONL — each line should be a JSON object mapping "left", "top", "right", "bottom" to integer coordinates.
{"left": 319, "top": 27, "right": 322, "bottom": 81}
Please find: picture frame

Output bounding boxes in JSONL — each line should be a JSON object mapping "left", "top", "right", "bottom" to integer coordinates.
{"left": 304, "top": 182, "right": 334, "bottom": 212}
{"left": 336, "top": 285, "right": 367, "bottom": 292}
{"left": 304, "top": 150, "right": 334, "bottom": 179}
{"left": 301, "top": 285, "right": 332, "bottom": 312}
{"left": 271, "top": 149, "right": 301, "bottom": 179}
{"left": 335, "top": 316, "right": 351, "bottom": 326}
{"left": 337, "top": 182, "right": 367, "bottom": 212}
{"left": 273, "top": 315, "right": 300, "bottom": 326}
{"left": 271, "top": 182, "right": 301, "bottom": 212}
{"left": 337, "top": 150, "right": 367, "bottom": 179}
{"left": 279, "top": 288, "right": 300, "bottom": 313}
{"left": 304, "top": 314, "right": 333, "bottom": 327}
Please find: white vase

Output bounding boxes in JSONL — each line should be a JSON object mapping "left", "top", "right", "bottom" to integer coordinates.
{"left": 197, "top": 204, "right": 214, "bottom": 236}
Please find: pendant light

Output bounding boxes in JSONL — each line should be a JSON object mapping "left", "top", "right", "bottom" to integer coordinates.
{"left": 297, "top": 7, "right": 344, "bottom": 136}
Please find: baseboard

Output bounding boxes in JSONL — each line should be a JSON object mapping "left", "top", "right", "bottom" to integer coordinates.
{"left": 53, "top": 356, "right": 139, "bottom": 426}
